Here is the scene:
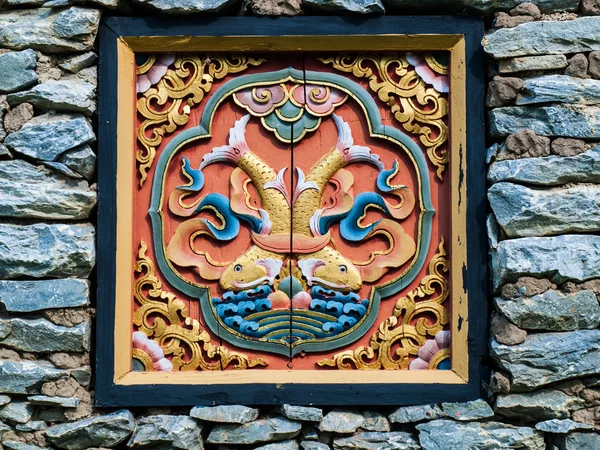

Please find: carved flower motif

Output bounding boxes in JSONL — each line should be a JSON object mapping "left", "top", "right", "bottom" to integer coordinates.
{"left": 132, "top": 331, "right": 173, "bottom": 371}
{"left": 409, "top": 330, "right": 450, "bottom": 370}
{"left": 136, "top": 54, "right": 176, "bottom": 94}
{"left": 406, "top": 53, "right": 449, "bottom": 94}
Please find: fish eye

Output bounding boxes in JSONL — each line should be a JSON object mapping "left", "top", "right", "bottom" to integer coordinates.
{"left": 339, "top": 265, "right": 347, "bottom": 273}
{"left": 234, "top": 264, "right": 242, "bottom": 272}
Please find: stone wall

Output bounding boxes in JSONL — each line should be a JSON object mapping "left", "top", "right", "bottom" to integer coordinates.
{"left": 0, "top": 0, "right": 599, "bottom": 449}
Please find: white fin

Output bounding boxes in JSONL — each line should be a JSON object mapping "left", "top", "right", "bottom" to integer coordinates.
{"left": 309, "top": 208, "right": 324, "bottom": 237}
{"left": 292, "top": 167, "right": 319, "bottom": 204}
{"left": 332, "top": 114, "right": 384, "bottom": 170}
{"left": 297, "top": 258, "right": 325, "bottom": 285}
{"left": 256, "top": 258, "right": 284, "bottom": 280}
{"left": 258, "top": 209, "right": 272, "bottom": 235}
{"left": 200, "top": 115, "right": 251, "bottom": 169}
{"left": 265, "top": 167, "right": 291, "bottom": 205}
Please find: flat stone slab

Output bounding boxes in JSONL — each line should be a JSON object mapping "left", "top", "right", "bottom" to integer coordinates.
{"left": 190, "top": 405, "right": 259, "bottom": 424}
{"left": 495, "top": 289, "right": 600, "bottom": 331}
{"left": 0, "top": 7, "right": 100, "bottom": 52}
{"left": 491, "top": 330, "right": 600, "bottom": 391}
{"left": 489, "top": 105, "right": 600, "bottom": 139}
{"left": 384, "top": 0, "right": 577, "bottom": 13}
{"left": 277, "top": 405, "right": 323, "bottom": 422}
{"left": 498, "top": 55, "right": 567, "bottom": 74}
{"left": 333, "top": 431, "right": 420, "bottom": 449}
{"left": 0, "top": 49, "right": 37, "bottom": 94}
{"left": 0, "top": 400, "right": 33, "bottom": 424}
{"left": 440, "top": 399, "right": 494, "bottom": 421}
{"left": 0, "top": 318, "right": 90, "bottom": 353}
{"left": 491, "top": 235, "right": 600, "bottom": 290}
{"left": 488, "top": 183, "right": 600, "bottom": 237}
{"left": 305, "top": 0, "right": 384, "bottom": 13}
{"left": 361, "top": 410, "right": 390, "bottom": 432}
{"left": 0, "top": 279, "right": 89, "bottom": 312}
{"left": 517, "top": 75, "right": 600, "bottom": 106}
{"left": 8, "top": 79, "right": 96, "bottom": 116}
{"left": 0, "top": 160, "right": 96, "bottom": 220}
{"left": 0, "top": 222, "right": 95, "bottom": 279}
{"left": 488, "top": 146, "right": 600, "bottom": 185}
{"left": 389, "top": 404, "right": 443, "bottom": 423}
{"left": 207, "top": 416, "right": 302, "bottom": 445}
{"left": 46, "top": 409, "right": 134, "bottom": 450}
{"left": 535, "top": 419, "right": 594, "bottom": 434}
{"left": 319, "top": 409, "right": 363, "bottom": 433}
{"left": 484, "top": 16, "right": 600, "bottom": 59}
{"left": 0, "top": 360, "right": 66, "bottom": 395}
{"left": 58, "top": 145, "right": 96, "bottom": 180}
{"left": 4, "top": 112, "right": 95, "bottom": 162}
{"left": 552, "top": 432, "right": 600, "bottom": 449}
{"left": 28, "top": 395, "right": 79, "bottom": 408}
{"left": 255, "top": 440, "right": 299, "bottom": 450}
{"left": 133, "top": 0, "right": 239, "bottom": 13}
{"left": 494, "top": 389, "right": 584, "bottom": 421}
{"left": 127, "top": 415, "right": 203, "bottom": 449}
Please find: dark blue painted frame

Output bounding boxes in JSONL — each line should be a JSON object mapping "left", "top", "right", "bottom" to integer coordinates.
{"left": 97, "top": 16, "right": 486, "bottom": 407}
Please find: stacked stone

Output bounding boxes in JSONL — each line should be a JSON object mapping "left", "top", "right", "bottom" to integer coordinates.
{"left": 484, "top": 4, "right": 600, "bottom": 449}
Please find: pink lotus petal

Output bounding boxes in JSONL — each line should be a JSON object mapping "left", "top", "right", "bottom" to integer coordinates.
{"left": 409, "top": 358, "right": 429, "bottom": 370}
{"left": 145, "top": 339, "right": 165, "bottom": 362}
{"left": 157, "top": 53, "right": 176, "bottom": 67}
{"left": 435, "top": 330, "right": 451, "bottom": 349}
{"left": 147, "top": 64, "right": 169, "bottom": 85}
{"left": 418, "top": 339, "right": 440, "bottom": 361}
{"left": 153, "top": 358, "right": 173, "bottom": 371}
{"left": 136, "top": 75, "right": 151, "bottom": 94}
{"left": 132, "top": 331, "right": 149, "bottom": 348}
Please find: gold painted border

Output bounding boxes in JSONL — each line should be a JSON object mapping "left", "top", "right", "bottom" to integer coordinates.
{"left": 113, "top": 34, "right": 468, "bottom": 385}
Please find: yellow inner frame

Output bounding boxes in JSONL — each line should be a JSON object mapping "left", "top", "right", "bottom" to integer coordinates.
{"left": 114, "top": 34, "right": 468, "bottom": 386}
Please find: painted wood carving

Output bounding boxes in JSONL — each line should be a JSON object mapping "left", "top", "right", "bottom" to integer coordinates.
{"left": 133, "top": 54, "right": 451, "bottom": 371}
{"left": 97, "top": 18, "right": 485, "bottom": 406}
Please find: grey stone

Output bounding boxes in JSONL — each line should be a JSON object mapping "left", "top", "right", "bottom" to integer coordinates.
{"left": 0, "top": 360, "right": 66, "bottom": 394}
{"left": 28, "top": 395, "right": 80, "bottom": 408}
{"left": 38, "top": 407, "right": 66, "bottom": 422}
{"left": 255, "top": 440, "right": 300, "bottom": 450}
{"left": 0, "top": 400, "right": 33, "bottom": 424}
{"left": 304, "top": 0, "right": 384, "bottom": 13}
{"left": 69, "top": 365, "right": 91, "bottom": 387}
{"left": 58, "top": 145, "right": 96, "bottom": 180}
{"left": 16, "top": 420, "right": 47, "bottom": 432}
{"left": 43, "top": 161, "right": 84, "bottom": 179}
{"left": 361, "top": 411, "right": 390, "bottom": 432}
{"left": 417, "top": 420, "right": 543, "bottom": 450}
{"left": 440, "top": 399, "right": 494, "bottom": 421}
{"left": 384, "top": 0, "right": 577, "bottom": 14}
{"left": 127, "top": 415, "right": 203, "bottom": 449}
{"left": 0, "top": 50, "right": 37, "bottom": 94}
{"left": 59, "top": 52, "right": 97, "bottom": 74}
{"left": 0, "top": 145, "right": 11, "bottom": 158}
{"left": 491, "top": 312, "right": 528, "bottom": 345}
{"left": 319, "top": 409, "right": 363, "bottom": 434}
{"left": 488, "top": 183, "right": 600, "bottom": 238}
{"left": 491, "top": 235, "right": 600, "bottom": 290}
{"left": 301, "top": 442, "right": 330, "bottom": 450}
{"left": 566, "top": 53, "right": 589, "bottom": 78}
{"left": 509, "top": 2, "right": 541, "bottom": 18}
{"left": 552, "top": 432, "right": 600, "bottom": 449}
{"left": 207, "top": 416, "right": 302, "bottom": 445}
{"left": 487, "top": 213, "right": 500, "bottom": 250}
{"left": 0, "top": 279, "right": 89, "bottom": 312}
{"left": 535, "top": 419, "right": 594, "bottom": 433}
{"left": 277, "top": 405, "right": 323, "bottom": 422}
{"left": 491, "top": 330, "right": 600, "bottom": 391}
{"left": 0, "top": 222, "right": 95, "bottom": 279}
{"left": 489, "top": 105, "right": 600, "bottom": 138}
{"left": 4, "top": 113, "right": 95, "bottom": 162}
{"left": 582, "top": 0, "right": 600, "bottom": 15}
{"left": 498, "top": 55, "right": 568, "bottom": 74}
{"left": 483, "top": 16, "right": 600, "bottom": 59}
{"left": 495, "top": 290, "right": 600, "bottom": 331}
{"left": 493, "top": 12, "right": 535, "bottom": 29}
{"left": 8, "top": 79, "right": 96, "bottom": 116}
{"left": 190, "top": 405, "right": 259, "bottom": 424}
{"left": 0, "top": 160, "right": 96, "bottom": 219}
{"left": 3, "top": 443, "right": 46, "bottom": 450}
{"left": 589, "top": 50, "right": 600, "bottom": 79}
{"left": 0, "top": 395, "right": 10, "bottom": 406}
{"left": 488, "top": 145, "right": 600, "bottom": 185}
{"left": 133, "top": 0, "right": 239, "bottom": 13}
{"left": 517, "top": 75, "right": 600, "bottom": 106}
{"left": 389, "top": 404, "right": 443, "bottom": 424}
{"left": 494, "top": 389, "right": 584, "bottom": 420}
{"left": 0, "top": 7, "right": 101, "bottom": 53}
{"left": 333, "top": 431, "right": 420, "bottom": 449}
{"left": 0, "top": 318, "right": 90, "bottom": 353}
{"left": 46, "top": 409, "right": 135, "bottom": 450}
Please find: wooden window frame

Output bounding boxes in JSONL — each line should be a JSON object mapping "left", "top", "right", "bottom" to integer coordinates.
{"left": 96, "top": 16, "right": 486, "bottom": 407}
